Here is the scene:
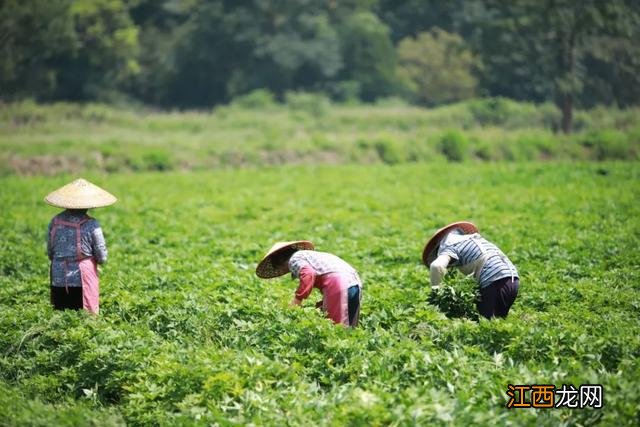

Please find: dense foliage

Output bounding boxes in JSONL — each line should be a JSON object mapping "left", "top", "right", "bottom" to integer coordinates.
{"left": 0, "top": 163, "right": 638, "bottom": 425}
{"left": 396, "top": 29, "right": 479, "bottom": 106}
{"left": 1, "top": 0, "right": 639, "bottom": 131}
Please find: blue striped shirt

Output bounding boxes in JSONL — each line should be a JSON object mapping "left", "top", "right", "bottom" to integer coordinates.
{"left": 438, "top": 234, "right": 518, "bottom": 288}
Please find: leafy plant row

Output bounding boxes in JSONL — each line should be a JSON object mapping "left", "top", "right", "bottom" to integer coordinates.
{"left": 0, "top": 163, "right": 638, "bottom": 425}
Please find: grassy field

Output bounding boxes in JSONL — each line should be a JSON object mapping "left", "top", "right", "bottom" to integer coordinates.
{"left": 1, "top": 162, "right": 638, "bottom": 425}
{"left": 1, "top": 99, "right": 639, "bottom": 176}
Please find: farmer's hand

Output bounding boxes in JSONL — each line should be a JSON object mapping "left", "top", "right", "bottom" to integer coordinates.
{"left": 289, "top": 297, "right": 302, "bottom": 307}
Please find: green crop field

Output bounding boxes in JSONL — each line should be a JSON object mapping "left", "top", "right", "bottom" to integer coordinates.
{"left": 1, "top": 162, "right": 638, "bottom": 426}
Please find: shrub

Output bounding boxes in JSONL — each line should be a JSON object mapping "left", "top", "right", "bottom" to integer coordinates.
{"left": 373, "top": 137, "right": 405, "bottom": 164}
{"left": 143, "top": 151, "right": 175, "bottom": 171}
{"left": 127, "top": 151, "right": 175, "bottom": 171}
{"left": 496, "top": 141, "right": 518, "bottom": 161}
{"left": 284, "top": 92, "right": 330, "bottom": 116}
{"left": 396, "top": 29, "right": 479, "bottom": 105}
{"left": 467, "top": 98, "right": 512, "bottom": 126}
{"left": 406, "top": 138, "right": 438, "bottom": 162}
{"left": 231, "top": 89, "right": 276, "bottom": 110}
{"left": 507, "top": 133, "right": 552, "bottom": 161}
{"left": 439, "top": 130, "right": 469, "bottom": 162}
{"left": 374, "top": 97, "right": 410, "bottom": 108}
{"left": 467, "top": 98, "right": 560, "bottom": 130}
{"left": 472, "top": 139, "right": 496, "bottom": 161}
{"left": 537, "top": 103, "right": 562, "bottom": 130}
{"left": 529, "top": 133, "right": 561, "bottom": 159}
{"left": 326, "top": 81, "right": 361, "bottom": 104}
{"left": 581, "top": 130, "right": 633, "bottom": 160}
{"left": 572, "top": 110, "right": 593, "bottom": 132}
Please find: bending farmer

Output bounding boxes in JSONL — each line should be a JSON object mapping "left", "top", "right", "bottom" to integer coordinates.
{"left": 256, "top": 241, "right": 362, "bottom": 327}
{"left": 423, "top": 221, "right": 519, "bottom": 319}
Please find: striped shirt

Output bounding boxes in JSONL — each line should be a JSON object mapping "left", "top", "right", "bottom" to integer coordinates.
{"left": 289, "top": 250, "right": 361, "bottom": 283}
{"left": 438, "top": 234, "right": 518, "bottom": 288}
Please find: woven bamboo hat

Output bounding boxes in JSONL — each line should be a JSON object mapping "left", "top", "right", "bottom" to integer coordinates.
{"left": 44, "top": 178, "right": 117, "bottom": 209}
{"left": 256, "top": 240, "right": 315, "bottom": 278}
{"left": 422, "top": 221, "right": 478, "bottom": 266}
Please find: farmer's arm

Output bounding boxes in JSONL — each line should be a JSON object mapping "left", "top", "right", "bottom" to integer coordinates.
{"left": 291, "top": 265, "right": 316, "bottom": 306}
{"left": 46, "top": 221, "right": 53, "bottom": 260}
{"left": 91, "top": 223, "right": 108, "bottom": 264}
{"left": 430, "top": 254, "right": 451, "bottom": 286}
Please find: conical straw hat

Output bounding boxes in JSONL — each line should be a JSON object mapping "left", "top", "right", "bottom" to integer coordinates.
{"left": 256, "top": 240, "right": 315, "bottom": 278}
{"left": 422, "top": 221, "right": 478, "bottom": 266}
{"left": 44, "top": 178, "right": 117, "bottom": 209}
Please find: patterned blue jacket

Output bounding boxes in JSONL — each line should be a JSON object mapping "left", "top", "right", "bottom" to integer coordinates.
{"left": 47, "top": 210, "right": 107, "bottom": 287}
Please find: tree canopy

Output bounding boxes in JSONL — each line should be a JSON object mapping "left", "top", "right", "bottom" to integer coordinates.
{"left": 1, "top": 0, "right": 638, "bottom": 131}
{"left": 397, "top": 29, "right": 479, "bottom": 106}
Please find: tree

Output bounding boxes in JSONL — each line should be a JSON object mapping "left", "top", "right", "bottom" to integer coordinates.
{"left": 0, "top": 0, "right": 140, "bottom": 102}
{"left": 396, "top": 29, "right": 479, "bottom": 106}
{"left": 579, "top": 28, "right": 640, "bottom": 108}
{"left": 0, "top": 0, "right": 76, "bottom": 100}
{"left": 337, "top": 11, "right": 397, "bottom": 101}
{"left": 55, "top": 0, "right": 140, "bottom": 101}
{"left": 136, "top": 1, "right": 243, "bottom": 108}
{"left": 478, "top": 0, "right": 640, "bottom": 133}
{"left": 131, "top": 0, "right": 347, "bottom": 107}
{"left": 131, "top": 0, "right": 399, "bottom": 107}
{"left": 377, "top": 0, "right": 471, "bottom": 42}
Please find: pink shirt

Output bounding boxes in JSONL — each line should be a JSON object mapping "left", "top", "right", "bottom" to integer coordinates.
{"left": 291, "top": 254, "right": 362, "bottom": 326}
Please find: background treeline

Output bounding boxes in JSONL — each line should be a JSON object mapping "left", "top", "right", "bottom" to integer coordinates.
{"left": 1, "top": 0, "right": 639, "bottom": 133}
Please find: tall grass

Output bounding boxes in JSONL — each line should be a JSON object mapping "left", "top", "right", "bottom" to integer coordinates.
{"left": 1, "top": 98, "right": 638, "bottom": 175}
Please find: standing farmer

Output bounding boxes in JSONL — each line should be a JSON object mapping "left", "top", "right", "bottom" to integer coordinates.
{"left": 256, "top": 241, "right": 363, "bottom": 327}
{"left": 423, "top": 221, "right": 519, "bottom": 319}
{"left": 45, "top": 178, "right": 116, "bottom": 314}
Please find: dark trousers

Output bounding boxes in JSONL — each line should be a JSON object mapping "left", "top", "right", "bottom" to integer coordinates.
{"left": 477, "top": 277, "right": 519, "bottom": 319}
{"left": 347, "top": 285, "right": 361, "bottom": 327}
{"left": 51, "top": 286, "right": 83, "bottom": 310}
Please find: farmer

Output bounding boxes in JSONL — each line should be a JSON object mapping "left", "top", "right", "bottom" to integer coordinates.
{"left": 256, "top": 241, "right": 362, "bottom": 327}
{"left": 45, "top": 178, "right": 117, "bottom": 314}
{"left": 422, "top": 221, "right": 519, "bottom": 319}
